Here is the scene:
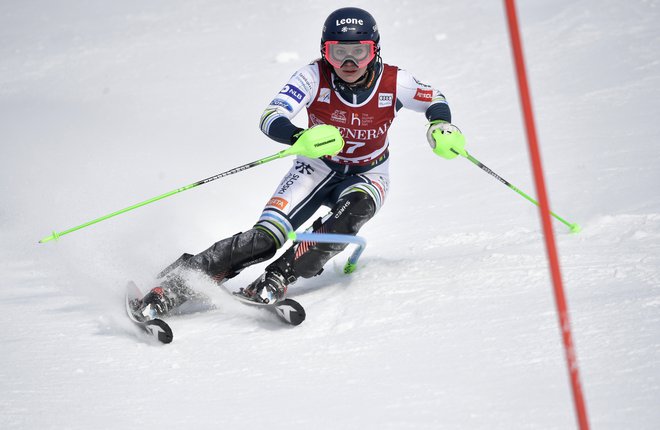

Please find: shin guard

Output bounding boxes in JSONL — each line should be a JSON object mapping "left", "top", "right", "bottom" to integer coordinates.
{"left": 163, "top": 228, "right": 278, "bottom": 283}
{"left": 292, "top": 191, "right": 376, "bottom": 278}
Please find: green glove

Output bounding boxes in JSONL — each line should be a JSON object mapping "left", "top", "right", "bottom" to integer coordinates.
{"left": 284, "top": 124, "right": 345, "bottom": 159}
{"left": 426, "top": 121, "right": 467, "bottom": 159}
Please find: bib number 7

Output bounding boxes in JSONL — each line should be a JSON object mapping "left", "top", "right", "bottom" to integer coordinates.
{"left": 344, "top": 140, "right": 366, "bottom": 154}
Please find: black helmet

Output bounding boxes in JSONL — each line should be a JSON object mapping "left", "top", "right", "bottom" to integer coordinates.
{"left": 321, "top": 7, "right": 380, "bottom": 45}
{"left": 319, "top": 8, "right": 382, "bottom": 90}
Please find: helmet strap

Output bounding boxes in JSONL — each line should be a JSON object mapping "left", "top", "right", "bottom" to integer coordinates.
{"left": 328, "top": 56, "right": 381, "bottom": 94}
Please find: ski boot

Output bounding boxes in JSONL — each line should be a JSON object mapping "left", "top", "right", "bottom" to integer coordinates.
{"left": 132, "top": 274, "right": 201, "bottom": 321}
{"left": 131, "top": 286, "right": 173, "bottom": 321}
{"left": 237, "top": 259, "right": 297, "bottom": 305}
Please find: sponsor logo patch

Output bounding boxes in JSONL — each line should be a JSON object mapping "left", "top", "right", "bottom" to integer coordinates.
{"left": 279, "top": 84, "right": 305, "bottom": 102}
{"left": 267, "top": 197, "right": 289, "bottom": 210}
{"left": 277, "top": 173, "right": 300, "bottom": 195}
{"left": 333, "top": 200, "right": 351, "bottom": 219}
{"left": 308, "top": 113, "right": 322, "bottom": 126}
{"left": 270, "top": 98, "right": 293, "bottom": 112}
{"left": 359, "top": 113, "right": 374, "bottom": 126}
{"left": 330, "top": 109, "right": 347, "bottom": 124}
{"left": 332, "top": 119, "right": 393, "bottom": 142}
{"left": 336, "top": 18, "right": 364, "bottom": 26}
{"left": 414, "top": 88, "right": 433, "bottom": 102}
{"left": 351, "top": 112, "right": 361, "bottom": 126}
{"left": 295, "top": 161, "right": 315, "bottom": 175}
{"left": 317, "top": 88, "right": 331, "bottom": 104}
{"left": 378, "top": 93, "right": 393, "bottom": 108}
{"left": 413, "top": 77, "right": 431, "bottom": 88}
{"left": 294, "top": 73, "right": 313, "bottom": 92}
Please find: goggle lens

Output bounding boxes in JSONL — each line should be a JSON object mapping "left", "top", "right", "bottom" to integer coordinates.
{"left": 323, "top": 41, "right": 376, "bottom": 68}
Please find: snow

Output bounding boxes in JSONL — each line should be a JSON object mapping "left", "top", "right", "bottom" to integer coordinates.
{"left": 275, "top": 51, "right": 300, "bottom": 63}
{"left": 1, "top": 0, "right": 659, "bottom": 429}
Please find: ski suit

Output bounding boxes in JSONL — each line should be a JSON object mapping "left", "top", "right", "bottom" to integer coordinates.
{"left": 161, "top": 59, "right": 451, "bottom": 292}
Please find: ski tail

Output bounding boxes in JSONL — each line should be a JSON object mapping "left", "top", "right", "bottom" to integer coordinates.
{"left": 140, "top": 319, "right": 174, "bottom": 344}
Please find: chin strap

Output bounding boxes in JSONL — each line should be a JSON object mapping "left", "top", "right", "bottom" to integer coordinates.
{"left": 361, "top": 56, "right": 381, "bottom": 88}
{"left": 331, "top": 58, "right": 382, "bottom": 94}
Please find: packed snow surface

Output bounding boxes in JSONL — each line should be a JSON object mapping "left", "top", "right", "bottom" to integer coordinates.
{"left": 1, "top": 1, "right": 659, "bottom": 429}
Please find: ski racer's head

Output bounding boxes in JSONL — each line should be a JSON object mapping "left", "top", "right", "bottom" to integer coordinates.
{"left": 320, "top": 7, "right": 381, "bottom": 85}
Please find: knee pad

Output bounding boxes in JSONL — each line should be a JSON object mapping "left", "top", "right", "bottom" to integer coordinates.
{"left": 324, "top": 191, "right": 376, "bottom": 235}
{"left": 229, "top": 228, "right": 279, "bottom": 265}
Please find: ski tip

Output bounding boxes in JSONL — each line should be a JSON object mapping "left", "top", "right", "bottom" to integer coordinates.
{"left": 145, "top": 319, "right": 174, "bottom": 344}
{"left": 276, "top": 299, "right": 306, "bottom": 326}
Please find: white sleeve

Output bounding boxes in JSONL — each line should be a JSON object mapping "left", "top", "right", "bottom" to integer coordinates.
{"left": 396, "top": 68, "right": 448, "bottom": 113}
{"left": 259, "top": 64, "right": 320, "bottom": 135}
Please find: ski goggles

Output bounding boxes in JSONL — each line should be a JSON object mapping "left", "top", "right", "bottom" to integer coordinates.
{"left": 323, "top": 40, "right": 377, "bottom": 69}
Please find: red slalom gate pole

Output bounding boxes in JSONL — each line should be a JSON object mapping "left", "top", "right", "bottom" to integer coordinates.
{"left": 502, "top": 1, "right": 590, "bottom": 429}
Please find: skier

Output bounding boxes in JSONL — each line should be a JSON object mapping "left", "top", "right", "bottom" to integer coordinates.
{"left": 132, "top": 7, "right": 467, "bottom": 320}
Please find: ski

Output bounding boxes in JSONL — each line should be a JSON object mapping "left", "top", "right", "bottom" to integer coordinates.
{"left": 123, "top": 278, "right": 304, "bottom": 339}
{"left": 125, "top": 282, "right": 173, "bottom": 344}
{"left": 228, "top": 288, "right": 306, "bottom": 326}
{"left": 156, "top": 252, "right": 306, "bottom": 326}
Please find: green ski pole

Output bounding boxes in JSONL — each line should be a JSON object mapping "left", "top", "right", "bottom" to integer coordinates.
{"left": 38, "top": 123, "right": 345, "bottom": 244}
{"left": 460, "top": 150, "right": 581, "bottom": 233}
{"left": 39, "top": 150, "right": 289, "bottom": 244}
